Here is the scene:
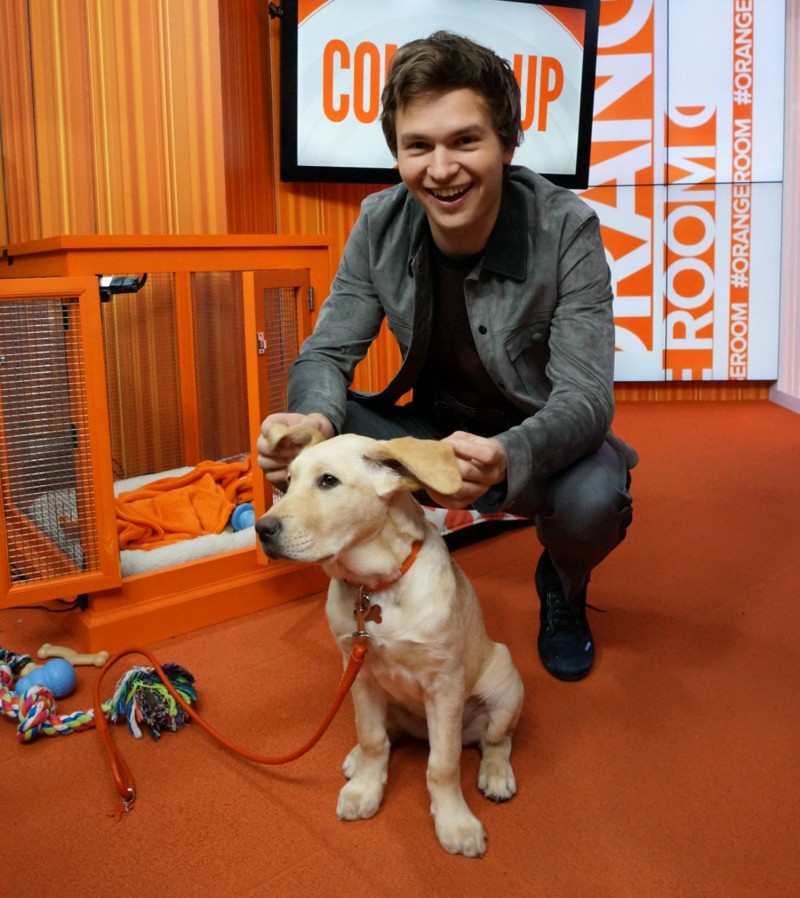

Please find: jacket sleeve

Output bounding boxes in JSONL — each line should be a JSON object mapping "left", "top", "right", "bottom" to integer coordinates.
{"left": 481, "top": 212, "right": 617, "bottom": 513}
{"left": 287, "top": 212, "right": 386, "bottom": 432}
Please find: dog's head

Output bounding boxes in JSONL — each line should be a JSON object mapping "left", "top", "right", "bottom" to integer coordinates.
{"left": 255, "top": 426, "right": 461, "bottom": 567}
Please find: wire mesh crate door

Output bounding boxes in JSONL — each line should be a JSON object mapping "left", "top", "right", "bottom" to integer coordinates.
{"left": 0, "top": 291, "right": 114, "bottom": 595}
{"left": 242, "top": 270, "right": 310, "bottom": 518}
{"left": 260, "top": 277, "right": 305, "bottom": 417}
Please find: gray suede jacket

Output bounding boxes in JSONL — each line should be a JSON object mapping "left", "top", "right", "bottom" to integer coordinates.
{"left": 288, "top": 165, "right": 637, "bottom": 513}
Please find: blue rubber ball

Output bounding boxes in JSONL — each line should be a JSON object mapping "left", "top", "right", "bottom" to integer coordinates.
{"left": 231, "top": 502, "right": 255, "bottom": 531}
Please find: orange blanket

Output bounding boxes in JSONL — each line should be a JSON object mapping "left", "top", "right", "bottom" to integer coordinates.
{"left": 116, "top": 458, "right": 253, "bottom": 551}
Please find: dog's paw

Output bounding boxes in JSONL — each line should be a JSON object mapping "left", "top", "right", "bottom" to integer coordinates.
{"left": 478, "top": 757, "right": 517, "bottom": 802}
{"left": 433, "top": 808, "right": 487, "bottom": 858}
{"left": 336, "top": 779, "right": 384, "bottom": 820}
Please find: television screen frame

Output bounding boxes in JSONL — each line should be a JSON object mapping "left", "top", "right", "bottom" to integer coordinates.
{"left": 278, "top": 0, "right": 600, "bottom": 188}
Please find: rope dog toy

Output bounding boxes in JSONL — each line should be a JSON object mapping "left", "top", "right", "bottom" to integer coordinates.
{"left": 0, "top": 646, "right": 196, "bottom": 744}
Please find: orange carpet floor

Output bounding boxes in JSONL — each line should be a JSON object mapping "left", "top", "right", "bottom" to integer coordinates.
{"left": 2, "top": 400, "right": 798, "bottom": 897}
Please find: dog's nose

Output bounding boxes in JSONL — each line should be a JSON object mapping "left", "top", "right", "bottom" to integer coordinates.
{"left": 255, "top": 515, "right": 282, "bottom": 542}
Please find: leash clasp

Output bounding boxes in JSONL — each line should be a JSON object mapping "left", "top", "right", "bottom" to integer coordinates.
{"left": 353, "top": 588, "right": 382, "bottom": 639}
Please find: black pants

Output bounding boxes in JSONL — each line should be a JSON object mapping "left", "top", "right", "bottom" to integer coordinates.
{"left": 341, "top": 396, "right": 633, "bottom": 601}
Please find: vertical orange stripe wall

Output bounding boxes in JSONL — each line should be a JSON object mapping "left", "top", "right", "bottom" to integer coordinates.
{"left": 0, "top": 0, "right": 228, "bottom": 240}
{"left": 0, "top": 0, "right": 775, "bottom": 400}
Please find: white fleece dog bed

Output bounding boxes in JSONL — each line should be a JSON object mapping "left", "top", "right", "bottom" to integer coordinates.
{"left": 114, "top": 466, "right": 256, "bottom": 577}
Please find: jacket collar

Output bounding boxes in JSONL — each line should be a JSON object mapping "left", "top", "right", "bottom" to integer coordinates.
{"left": 481, "top": 175, "right": 529, "bottom": 282}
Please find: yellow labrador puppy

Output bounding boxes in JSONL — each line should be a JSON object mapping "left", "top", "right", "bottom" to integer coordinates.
{"left": 256, "top": 425, "right": 524, "bottom": 858}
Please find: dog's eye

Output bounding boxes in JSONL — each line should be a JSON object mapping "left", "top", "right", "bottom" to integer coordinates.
{"left": 318, "top": 473, "right": 340, "bottom": 489}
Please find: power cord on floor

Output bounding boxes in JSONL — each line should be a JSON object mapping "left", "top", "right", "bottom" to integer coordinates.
{"left": 1, "top": 594, "right": 88, "bottom": 614}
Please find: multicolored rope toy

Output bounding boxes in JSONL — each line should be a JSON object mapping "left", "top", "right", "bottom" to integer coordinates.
{"left": 0, "top": 647, "right": 196, "bottom": 744}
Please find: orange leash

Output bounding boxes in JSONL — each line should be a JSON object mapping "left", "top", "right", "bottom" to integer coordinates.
{"left": 93, "top": 640, "right": 369, "bottom": 817}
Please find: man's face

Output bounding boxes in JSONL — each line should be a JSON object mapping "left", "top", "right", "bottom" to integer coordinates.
{"left": 395, "top": 88, "right": 514, "bottom": 257}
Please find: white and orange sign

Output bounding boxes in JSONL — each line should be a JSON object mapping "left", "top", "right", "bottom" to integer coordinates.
{"left": 578, "top": 0, "right": 784, "bottom": 382}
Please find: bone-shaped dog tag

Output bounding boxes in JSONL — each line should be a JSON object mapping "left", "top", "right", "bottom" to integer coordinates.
{"left": 364, "top": 602, "right": 382, "bottom": 624}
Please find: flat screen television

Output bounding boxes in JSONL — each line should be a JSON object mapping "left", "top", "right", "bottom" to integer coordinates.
{"left": 279, "top": 0, "right": 600, "bottom": 188}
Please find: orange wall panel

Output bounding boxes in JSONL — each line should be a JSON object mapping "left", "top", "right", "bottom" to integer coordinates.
{"left": 0, "top": 0, "right": 41, "bottom": 243}
{"left": 0, "top": 0, "right": 228, "bottom": 240}
{"left": 28, "top": 0, "right": 96, "bottom": 235}
{"left": 217, "top": 0, "right": 277, "bottom": 234}
{"left": 83, "top": 0, "right": 228, "bottom": 234}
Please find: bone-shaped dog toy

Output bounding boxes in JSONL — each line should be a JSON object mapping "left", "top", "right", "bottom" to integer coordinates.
{"left": 37, "top": 643, "right": 110, "bottom": 667}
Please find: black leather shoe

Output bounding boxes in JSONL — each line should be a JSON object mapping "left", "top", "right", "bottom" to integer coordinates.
{"left": 535, "top": 551, "right": 595, "bottom": 681}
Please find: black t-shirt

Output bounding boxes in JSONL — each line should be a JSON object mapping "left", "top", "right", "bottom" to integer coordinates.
{"left": 415, "top": 237, "right": 523, "bottom": 434}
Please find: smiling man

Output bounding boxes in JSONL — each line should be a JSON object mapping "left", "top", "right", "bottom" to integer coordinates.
{"left": 257, "top": 32, "right": 637, "bottom": 681}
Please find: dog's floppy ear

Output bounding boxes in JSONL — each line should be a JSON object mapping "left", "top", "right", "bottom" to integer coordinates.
{"left": 368, "top": 437, "right": 462, "bottom": 497}
{"left": 263, "top": 423, "right": 325, "bottom": 454}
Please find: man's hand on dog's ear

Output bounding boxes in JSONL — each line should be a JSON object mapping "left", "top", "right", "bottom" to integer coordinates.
{"left": 256, "top": 412, "right": 334, "bottom": 485}
{"left": 430, "top": 432, "right": 508, "bottom": 509}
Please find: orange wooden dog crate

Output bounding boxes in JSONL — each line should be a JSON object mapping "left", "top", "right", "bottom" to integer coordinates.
{"left": 0, "top": 235, "right": 334, "bottom": 651}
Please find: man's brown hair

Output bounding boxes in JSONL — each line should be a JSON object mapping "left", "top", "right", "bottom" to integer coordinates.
{"left": 380, "top": 31, "right": 523, "bottom": 158}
